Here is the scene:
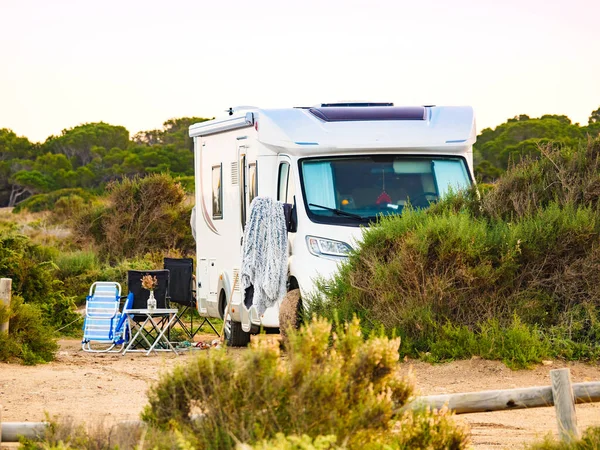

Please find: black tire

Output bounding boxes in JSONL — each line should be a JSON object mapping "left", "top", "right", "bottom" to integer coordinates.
{"left": 225, "top": 317, "right": 251, "bottom": 347}
{"left": 220, "top": 290, "right": 251, "bottom": 347}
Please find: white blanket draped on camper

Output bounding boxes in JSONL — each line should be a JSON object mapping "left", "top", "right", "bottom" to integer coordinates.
{"left": 241, "top": 197, "right": 288, "bottom": 316}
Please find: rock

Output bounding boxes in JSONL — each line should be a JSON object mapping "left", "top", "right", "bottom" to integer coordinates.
{"left": 541, "top": 360, "right": 553, "bottom": 366}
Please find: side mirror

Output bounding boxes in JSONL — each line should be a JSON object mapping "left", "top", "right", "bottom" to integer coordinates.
{"left": 282, "top": 199, "right": 298, "bottom": 233}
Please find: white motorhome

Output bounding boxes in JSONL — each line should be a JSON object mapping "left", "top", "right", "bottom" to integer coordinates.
{"left": 190, "top": 103, "right": 476, "bottom": 346}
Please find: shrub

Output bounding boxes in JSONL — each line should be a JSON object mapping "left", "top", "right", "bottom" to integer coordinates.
{"left": 527, "top": 426, "right": 600, "bottom": 449}
{"left": 55, "top": 251, "right": 100, "bottom": 278}
{"left": 0, "top": 234, "right": 81, "bottom": 333}
{"left": 0, "top": 295, "right": 58, "bottom": 364}
{"left": 19, "top": 416, "right": 199, "bottom": 450}
{"left": 143, "top": 317, "right": 468, "bottom": 449}
{"left": 483, "top": 139, "right": 600, "bottom": 221}
{"left": 424, "top": 317, "right": 551, "bottom": 369}
{"left": 73, "top": 174, "right": 194, "bottom": 260}
{"left": 309, "top": 138, "right": 600, "bottom": 366}
{"left": 52, "top": 251, "right": 103, "bottom": 305}
{"left": 244, "top": 434, "right": 340, "bottom": 449}
{"left": 13, "top": 188, "right": 95, "bottom": 214}
{"left": 175, "top": 175, "right": 195, "bottom": 193}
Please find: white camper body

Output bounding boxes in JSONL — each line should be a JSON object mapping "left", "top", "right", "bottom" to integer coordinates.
{"left": 190, "top": 104, "right": 476, "bottom": 345}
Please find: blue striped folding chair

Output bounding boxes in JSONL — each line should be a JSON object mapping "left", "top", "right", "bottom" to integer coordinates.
{"left": 81, "top": 282, "right": 131, "bottom": 353}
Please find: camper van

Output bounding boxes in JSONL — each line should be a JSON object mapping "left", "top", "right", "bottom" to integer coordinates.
{"left": 190, "top": 103, "right": 476, "bottom": 346}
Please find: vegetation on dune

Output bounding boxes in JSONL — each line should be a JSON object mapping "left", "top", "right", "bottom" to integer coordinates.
{"left": 310, "top": 138, "right": 600, "bottom": 368}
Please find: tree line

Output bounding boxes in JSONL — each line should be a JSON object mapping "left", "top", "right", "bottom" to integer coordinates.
{"left": 1, "top": 107, "right": 599, "bottom": 208}
{"left": 475, "top": 107, "right": 600, "bottom": 181}
{"left": 0, "top": 117, "right": 208, "bottom": 207}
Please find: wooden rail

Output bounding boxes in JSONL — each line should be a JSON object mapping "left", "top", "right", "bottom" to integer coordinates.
{"left": 408, "top": 381, "right": 600, "bottom": 414}
{"left": 407, "top": 369, "right": 599, "bottom": 443}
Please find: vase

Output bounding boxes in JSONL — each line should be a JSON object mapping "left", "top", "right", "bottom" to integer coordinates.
{"left": 147, "top": 290, "right": 157, "bottom": 310}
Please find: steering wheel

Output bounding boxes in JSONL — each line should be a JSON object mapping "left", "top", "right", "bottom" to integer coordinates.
{"left": 407, "top": 192, "right": 439, "bottom": 207}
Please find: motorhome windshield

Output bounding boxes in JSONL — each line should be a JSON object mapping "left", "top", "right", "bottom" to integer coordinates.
{"left": 299, "top": 155, "right": 471, "bottom": 226}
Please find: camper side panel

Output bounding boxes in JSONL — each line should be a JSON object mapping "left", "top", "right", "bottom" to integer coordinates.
{"left": 194, "top": 132, "right": 244, "bottom": 318}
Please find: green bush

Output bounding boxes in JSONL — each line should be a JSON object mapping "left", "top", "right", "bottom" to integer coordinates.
{"left": 309, "top": 138, "right": 600, "bottom": 366}
{"left": 73, "top": 173, "right": 194, "bottom": 260}
{"left": 245, "top": 434, "right": 340, "bottom": 449}
{"left": 13, "top": 188, "right": 96, "bottom": 214}
{"left": 0, "top": 234, "right": 81, "bottom": 333}
{"left": 52, "top": 251, "right": 103, "bottom": 305}
{"left": 0, "top": 295, "right": 58, "bottom": 364}
{"left": 424, "top": 317, "right": 551, "bottom": 369}
{"left": 19, "top": 416, "right": 199, "bottom": 450}
{"left": 55, "top": 251, "right": 100, "bottom": 278}
{"left": 175, "top": 175, "right": 195, "bottom": 193}
{"left": 52, "top": 251, "right": 174, "bottom": 306}
{"left": 527, "top": 426, "right": 600, "bottom": 449}
{"left": 142, "top": 317, "right": 468, "bottom": 449}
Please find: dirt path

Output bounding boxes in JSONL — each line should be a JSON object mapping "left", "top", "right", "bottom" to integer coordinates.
{"left": 1, "top": 338, "right": 599, "bottom": 449}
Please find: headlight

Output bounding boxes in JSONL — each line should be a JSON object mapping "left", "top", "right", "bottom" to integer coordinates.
{"left": 306, "top": 236, "right": 352, "bottom": 260}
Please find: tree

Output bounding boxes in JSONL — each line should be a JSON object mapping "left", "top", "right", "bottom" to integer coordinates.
{"left": 132, "top": 117, "right": 210, "bottom": 152}
{"left": 162, "top": 117, "right": 208, "bottom": 151}
{"left": 9, "top": 170, "right": 51, "bottom": 206}
{"left": 540, "top": 114, "right": 572, "bottom": 124}
{"left": 0, "top": 129, "right": 36, "bottom": 206}
{"left": 473, "top": 114, "right": 582, "bottom": 179}
{"left": 43, "top": 122, "right": 129, "bottom": 167}
{"left": 589, "top": 107, "right": 600, "bottom": 124}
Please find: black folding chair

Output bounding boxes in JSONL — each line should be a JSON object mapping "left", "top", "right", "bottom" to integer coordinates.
{"left": 164, "top": 257, "right": 219, "bottom": 338}
{"left": 126, "top": 269, "right": 171, "bottom": 348}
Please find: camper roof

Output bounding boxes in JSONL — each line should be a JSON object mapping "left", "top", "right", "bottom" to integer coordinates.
{"left": 189, "top": 105, "right": 476, "bottom": 155}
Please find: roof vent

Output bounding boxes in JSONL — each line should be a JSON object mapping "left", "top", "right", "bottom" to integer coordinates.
{"left": 309, "top": 106, "right": 426, "bottom": 122}
{"left": 320, "top": 102, "right": 394, "bottom": 107}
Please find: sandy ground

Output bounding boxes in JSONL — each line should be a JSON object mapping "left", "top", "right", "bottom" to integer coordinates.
{"left": 1, "top": 337, "right": 599, "bottom": 449}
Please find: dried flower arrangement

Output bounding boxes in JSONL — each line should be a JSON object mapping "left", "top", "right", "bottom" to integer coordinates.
{"left": 141, "top": 274, "right": 158, "bottom": 291}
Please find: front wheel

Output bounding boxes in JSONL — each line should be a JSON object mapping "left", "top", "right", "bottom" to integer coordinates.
{"left": 224, "top": 315, "right": 251, "bottom": 347}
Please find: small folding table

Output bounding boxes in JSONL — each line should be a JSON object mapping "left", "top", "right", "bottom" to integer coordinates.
{"left": 123, "top": 308, "right": 179, "bottom": 356}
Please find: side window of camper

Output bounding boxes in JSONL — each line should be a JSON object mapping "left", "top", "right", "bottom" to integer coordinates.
{"left": 278, "top": 163, "right": 290, "bottom": 202}
{"left": 286, "top": 167, "right": 296, "bottom": 204}
{"left": 212, "top": 164, "right": 223, "bottom": 219}
{"left": 278, "top": 162, "right": 295, "bottom": 204}
{"left": 249, "top": 162, "right": 258, "bottom": 205}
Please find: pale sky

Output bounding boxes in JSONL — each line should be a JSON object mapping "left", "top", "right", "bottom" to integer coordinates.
{"left": 1, "top": 0, "right": 599, "bottom": 143}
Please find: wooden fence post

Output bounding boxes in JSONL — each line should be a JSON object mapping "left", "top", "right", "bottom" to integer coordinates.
{"left": 551, "top": 368, "right": 580, "bottom": 443}
{"left": 0, "top": 278, "right": 11, "bottom": 334}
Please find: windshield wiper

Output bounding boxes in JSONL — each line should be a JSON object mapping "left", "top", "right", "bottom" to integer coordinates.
{"left": 309, "top": 203, "right": 367, "bottom": 221}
